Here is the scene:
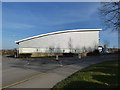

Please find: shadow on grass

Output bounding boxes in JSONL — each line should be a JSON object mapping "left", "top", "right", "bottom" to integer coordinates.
{"left": 80, "top": 60, "right": 119, "bottom": 74}
{"left": 92, "top": 75, "right": 118, "bottom": 87}
{"left": 52, "top": 60, "right": 119, "bottom": 89}
{"left": 81, "top": 67, "right": 118, "bottom": 75}
{"left": 52, "top": 81, "right": 109, "bottom": 89}
{"left": 80, "top": 61, "right": 119, "bottom": 87}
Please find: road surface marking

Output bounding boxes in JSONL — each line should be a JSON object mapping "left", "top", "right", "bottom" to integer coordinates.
{"left": 2, "top": 64, "right": 74, "bottom": 89}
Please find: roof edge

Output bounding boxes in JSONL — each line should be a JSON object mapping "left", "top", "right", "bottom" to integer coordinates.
{"left": 15, "top": 29, "right": 102, "bottom": 44}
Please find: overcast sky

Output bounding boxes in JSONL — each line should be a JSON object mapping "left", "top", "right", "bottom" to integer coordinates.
{"left": 2, "top": 2, "right": 118, "bottom": 49}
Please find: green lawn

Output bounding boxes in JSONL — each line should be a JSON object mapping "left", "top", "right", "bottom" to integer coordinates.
{"left": 52, "top": 60, "right": 119, "bottom": 89}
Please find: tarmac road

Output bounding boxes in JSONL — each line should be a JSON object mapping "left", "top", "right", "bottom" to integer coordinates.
{"left": 2, "top": 56, "right": 80, "bottom": 87}
{"left": 2, "top": 54, "right": 118, "bottom": 88}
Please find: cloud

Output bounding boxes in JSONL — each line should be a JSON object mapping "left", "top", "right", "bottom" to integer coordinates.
{"left": 42, "top": 3, "right": 100, "bottom": 26}
{"left": 3, "top": 2, "right": 100, "bottom": 30}
{"left": 3, "top": 22, "right": 36, "bottom": 29}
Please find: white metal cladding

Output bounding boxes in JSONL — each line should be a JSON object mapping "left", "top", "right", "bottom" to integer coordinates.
{"left": 19, "top": 47, "right": 83, "bottom": 53}
{"left": 16, "top": 29, "right": 101, "bottom": 53}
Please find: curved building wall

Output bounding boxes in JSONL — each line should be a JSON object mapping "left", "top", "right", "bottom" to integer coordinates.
{"left": 18, "top": 31, "right": 99, "bottom": 53}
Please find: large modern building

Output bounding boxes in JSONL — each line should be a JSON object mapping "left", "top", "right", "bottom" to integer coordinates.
{"left": 15, "top": 29, "right": 102, "bottom": 56}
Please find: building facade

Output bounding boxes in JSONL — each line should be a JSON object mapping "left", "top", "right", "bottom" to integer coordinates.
{"left": 15, "top": 29, "right": 101, "bottom": 55}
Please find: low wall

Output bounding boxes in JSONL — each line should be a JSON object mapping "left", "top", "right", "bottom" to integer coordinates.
{"left": 31, "top": 53, "right": 63, "bottom": 57}
{"left": 1, "top": 49, "right": 14, "bottom": 56}
{"left": 19, "top": 52, "right": 88, "bottom": 57}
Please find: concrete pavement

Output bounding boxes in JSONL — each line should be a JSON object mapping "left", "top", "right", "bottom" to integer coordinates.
{"left": 3, "top": 54, "right": 118, "bottom": 88}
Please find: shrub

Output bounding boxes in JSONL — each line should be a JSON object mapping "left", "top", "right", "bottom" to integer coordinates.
{"left": 87, "top": 49, "right": 100, "bottom": 56}
{"left": 63, "top": 53, "right": 74, "bottom": 57}
{"left": 18, "top": 53, "right": 32, "bottom": 58}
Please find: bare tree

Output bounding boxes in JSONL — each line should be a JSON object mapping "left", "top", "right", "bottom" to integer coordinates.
{"left": 99, "top": 2, "right": 120, "bottom": 31}
{"left": 88, "top": 46, "right": 92, "bottom": 51}
{"left": 113, "top": 45, "right": 116, "bottom": 49}
{"left": 68, "top": 37, "right": 73, "bottom": 53}
{"left": 94, "top": 44, "right": 98, "bottom": 50}
{"left": 75, "top": 46, "right": 81, "bottom": 53}
{"left": 49, "top": 46, "right": 55, "bottom": 53}
{"left": 56, "top": 46, "right": 61, "bottom": 53}
{"left": 104, "top": 40, "right": 110, "bottom": 48}
{"left": 82, "top": 46, "right": 86, "bottom": 52}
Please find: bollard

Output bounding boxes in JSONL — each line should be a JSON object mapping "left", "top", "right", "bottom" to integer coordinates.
{"left": 78, "top": 53, "right": 82, "bottom": 59}
{"left": 56, "top": 55, "right": 58, "bottom": 61}
{"left": 56, "top": 55, "right": 63, "bottom": 66}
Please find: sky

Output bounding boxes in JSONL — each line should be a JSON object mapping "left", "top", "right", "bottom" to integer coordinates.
{"left": 2, "top": 2, "right": 118, "bottom": 49}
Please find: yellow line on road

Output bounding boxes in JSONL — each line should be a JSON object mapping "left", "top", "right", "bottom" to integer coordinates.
{"left": 2, "top": 64, "right": 74, "bottom": 89}
{"left": 2, "top": 72, "right": 46, "bottom": 89}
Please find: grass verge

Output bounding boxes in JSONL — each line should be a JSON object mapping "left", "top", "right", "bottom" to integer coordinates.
{"left": 52, "top": 60, "right": 119, "bottom": 89}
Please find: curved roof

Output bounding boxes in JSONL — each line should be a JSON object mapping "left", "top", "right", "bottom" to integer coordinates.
{"left": 15, "top": 29, "right": 102, "bottom": 44}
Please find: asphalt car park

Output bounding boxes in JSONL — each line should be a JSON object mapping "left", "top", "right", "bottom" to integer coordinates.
{"left": 2, "top": 54, "right": 118, "bottom": 88}
{"left": 2, "top": 56, "right": 81, "bottom": 87}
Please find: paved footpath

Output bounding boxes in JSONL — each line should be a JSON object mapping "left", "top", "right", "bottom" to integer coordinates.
{"left": 4, "top": 54, "right": 118, "bottom": 88}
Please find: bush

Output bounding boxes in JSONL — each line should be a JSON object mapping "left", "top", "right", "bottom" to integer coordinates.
{"left": 63, "top": 53, "right": 74, "bottom": 57}
{"left": 87, "top": 50, "right": 100, "bottom": 56}
{"left": 18, "top": 53, "right": 32, "bottom": 58}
